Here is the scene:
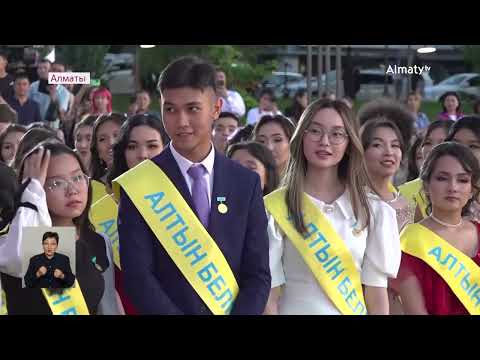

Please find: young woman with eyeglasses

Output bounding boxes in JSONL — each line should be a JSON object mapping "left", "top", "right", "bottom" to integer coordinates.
{"left": 264, "top": 99, "right": 401, "bottom": 315}
{"left": 0, "top": 141, "right": 123, "bottom": 314}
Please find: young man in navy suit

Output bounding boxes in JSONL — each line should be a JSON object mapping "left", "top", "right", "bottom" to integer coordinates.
{"left": 117, "top": 56, "right": 271, "bottom": 315}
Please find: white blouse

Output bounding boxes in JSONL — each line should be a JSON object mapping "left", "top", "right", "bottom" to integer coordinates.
{"left": 0, "top": 179, "right": 123, "bottom": 315}
{"left": 0, "top": 179, "right": 51, "bottom": 312}
{"left": 268, "top": 190, "right": 401, "bottom": 315}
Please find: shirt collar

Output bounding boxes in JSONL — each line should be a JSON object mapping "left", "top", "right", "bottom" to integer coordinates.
{"left": 169, "top": 142, "right": 215, "bottom": 176}
{"left": 307, "top": 189, "right": 354, "bottom": 220}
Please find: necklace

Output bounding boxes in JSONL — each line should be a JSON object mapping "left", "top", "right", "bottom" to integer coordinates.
{"left": 367, "top": 187, "right": 399, "bottom": 203}
{"left": 430, "top": 214, "right": 463, "bottom": 228}
{"left": 386, "top": 191, "right": 400, "bottom": 204}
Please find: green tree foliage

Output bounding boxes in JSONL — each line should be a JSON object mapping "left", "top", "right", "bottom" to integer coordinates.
{"left": 56, "top": 45, "right": 111, "bottom": 77}
{"left": 138, "top": 45, "right": 277, "bottom": 105}
{"left": 464, "top": 46, "right": 480, "bottom": 73}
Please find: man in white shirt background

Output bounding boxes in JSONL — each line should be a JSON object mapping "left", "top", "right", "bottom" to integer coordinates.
{"left": 215, "top": 68, "right": 246, "bottom": 119}
{"left": 246, "top": 88, "right": 282, "bottom": 125}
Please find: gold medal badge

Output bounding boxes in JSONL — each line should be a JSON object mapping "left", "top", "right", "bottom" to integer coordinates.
{"left": 217, "top": 196, "right": 228, "bottom": 214}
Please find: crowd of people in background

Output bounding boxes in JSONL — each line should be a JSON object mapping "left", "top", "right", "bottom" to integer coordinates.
{"left": 2, "top": 49, "right": 480, "bottom": 316}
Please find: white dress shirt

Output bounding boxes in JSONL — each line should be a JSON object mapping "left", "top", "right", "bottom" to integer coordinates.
{"left": 268, "top": 189, "right": 401, "bottom": 315}
{"left": 169, "top": 142, "right": 215, "bottom": 207}
{"left": 220, "top": 90, "right": 246, "bottom": 118}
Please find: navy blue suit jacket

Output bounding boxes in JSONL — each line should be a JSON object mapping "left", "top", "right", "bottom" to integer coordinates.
{"left": 117, "top": 146, "right": 271, "bottom": 315}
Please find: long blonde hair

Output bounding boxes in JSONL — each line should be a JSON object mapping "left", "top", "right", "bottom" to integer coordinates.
{"left": 283, "top": 99, "right": 375, "bottom": 235}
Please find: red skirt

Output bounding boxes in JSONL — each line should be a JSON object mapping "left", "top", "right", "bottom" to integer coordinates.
{"left": 114, "top": 266, "right": 138, "bottom": 315}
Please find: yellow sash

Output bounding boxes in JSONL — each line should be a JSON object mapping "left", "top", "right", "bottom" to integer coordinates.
{"left": 398, "top": 178, "right": 427, "bottom": 219}
{"left": 41, "top": 280, "right": 90, "bottom": 315}
{"left": 401, "top": 223, "right": 480, "bottom": 315}
{"left": 398, "top": 178, "right": 421, "bottom": 206}
{"left": 264, "top": 188, "right": 367, "bottom": 315}
{"left": 91, "top": 179, "right": 108, "bottom": 205}
{"left": 112, "top": 160, "right": 239, "bottom": 315}
{"left": 1, "top": 226, "right": 89, "bottom": 315}
{"left": 414, "top": 191, "right": 428, "bottom": 218}
{"left": 90, "top": 194, "right": 121, "bottom": 269}
{"left": 1, "top": 289, "right": 7, "bottom": 315}
{"left": 1, "top": 281, "right": 89, "bottom": 315}
{"left": 388, "top": 182, "right": 397, "bottom": 194}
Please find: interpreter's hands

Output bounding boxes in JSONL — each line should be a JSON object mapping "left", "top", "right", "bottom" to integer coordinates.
{"left": 22, "top": 147, "right": 51, "bottom": 186}
{"left": 36, "top": 266, "right": 47, "bottom": 278}
{"left": 54, "top": 269, "right": 65, "bottom": 279}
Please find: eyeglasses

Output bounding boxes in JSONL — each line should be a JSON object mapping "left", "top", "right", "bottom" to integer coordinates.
{"left": 45, "top": 173, "right": 90, "bottom": 193}
{"left": 304, "top": 127, "right": 349, "bottom": 145}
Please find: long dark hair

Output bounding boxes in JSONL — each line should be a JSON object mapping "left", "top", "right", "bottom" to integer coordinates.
{"left": 440, "top": 91, "right": 462, "bottom": 113}
{"left": 18, "top": 141, "right": 94, "bottom": 234}
{"left": 227, "top": 125, "right": 254, "bottom": 147}
{"left": 0, "top": 124, "right": 27, "bottom": 162}
{"left": 421, "top": 120, "right": 455, "bottom": 148}
{"left": 74, "top": 115, "right": 97, "bottom": 138}
{"left": 286, "top": 89, "right": 307, "bottom": 124}
{"left": 358, "top": 98, "right": 414, "bottom": 150}
{"left": 226, "top": 141, "right": 279, "bottom": 196}
{"left": 253, "top": 114, "right": 295, "bottom": 142}
{"left": 12, "top": 128, "right": 61, "bottom": 172}
{"left": 360, "top": 118, "right": 406, "bottom": 159}
{"left": 107, "top": 113, "right": 168, "bottom": 186}
{"left": 283, "top": 99, "right": 374, "bottom": 234}
{"left": 0, "top": 161, "right": 18, "bottom": 231}
{"left": 445, "top": 116, "right": 480, "bottom": 143}
{"left": 19, "top": 141, "right": 109, "bottom": 270}
{"left": 407, "top": 135, "right": 424, "bottom": 181}
{"left": 90, "top": 113, "right": 126, "bottom": 182}
{"left": 420, "top": 142, "right": 480, "bottom": 217}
